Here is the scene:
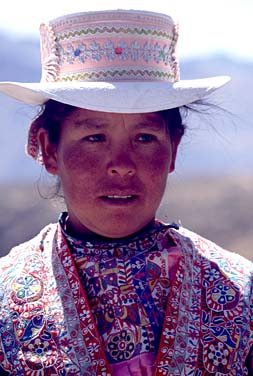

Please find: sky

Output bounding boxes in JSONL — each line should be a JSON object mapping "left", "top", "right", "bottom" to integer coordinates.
{"left": 0, "top": 0, "right": 252, "bottom": 61}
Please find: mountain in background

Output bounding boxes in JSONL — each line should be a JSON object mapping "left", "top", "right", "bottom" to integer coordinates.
{"left": 0, "top": 32, "right": 252, "bottom": 182}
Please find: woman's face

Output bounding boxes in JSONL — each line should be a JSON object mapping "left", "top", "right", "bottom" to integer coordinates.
{"left": 40, "top": 108, "right": 181, "bottom": 238}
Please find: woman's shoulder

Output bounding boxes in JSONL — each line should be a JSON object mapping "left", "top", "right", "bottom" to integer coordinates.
{"left": 167, "top": 225, "right": 253, "bottom": 316}
{"left": 169, "top": 225, "right": 253, "bottom": 271}
{"left": 0, "top": 223, "right": 58, "bottom": 276}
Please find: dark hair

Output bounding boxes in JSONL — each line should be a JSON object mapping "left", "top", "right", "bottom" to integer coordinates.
{"left": 160, "top": 108, "right": 185, "bottom": 140}
{"left": 31, "top": 99, "right": 186, "bottom": 146}
{"left": 33, "top": 100, "right": 76, "bottom": 145}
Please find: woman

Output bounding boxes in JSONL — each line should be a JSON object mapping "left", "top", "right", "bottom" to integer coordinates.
{"left": 0, "top": 9, "right": 252, "bottom": 376}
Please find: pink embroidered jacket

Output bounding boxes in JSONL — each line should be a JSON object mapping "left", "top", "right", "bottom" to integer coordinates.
{"left": 0, "top": 223, "right": 252, "bottom": 375}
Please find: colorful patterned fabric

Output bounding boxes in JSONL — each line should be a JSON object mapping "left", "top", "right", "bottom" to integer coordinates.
{"left": 59, "top": 213, "right": 181, "bottom": 370}
{"left": 0, "top": 220, "right": 252, "bottom": 375}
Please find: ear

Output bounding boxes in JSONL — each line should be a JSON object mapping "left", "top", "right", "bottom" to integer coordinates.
{"left": 37, "top": 128, "right": 59, "bottom": 175}
{"left": 168, "top": 133, "right": 182, "bottom": 173}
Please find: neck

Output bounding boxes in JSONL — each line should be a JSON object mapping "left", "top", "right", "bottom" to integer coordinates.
{"left": 63, "top": 213, "right": 159, "bottom": 242}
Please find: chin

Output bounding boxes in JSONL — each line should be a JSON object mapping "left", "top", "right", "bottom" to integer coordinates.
{"left": 97, "top": 221, "right": 149, "bottom": 239}
{"left": 96, "top": 227, "right": 134, "bottom": 239}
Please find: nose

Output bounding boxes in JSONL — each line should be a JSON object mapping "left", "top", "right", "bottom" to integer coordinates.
{"left": 107, "top": 148, "right": 136, "bottom": 178}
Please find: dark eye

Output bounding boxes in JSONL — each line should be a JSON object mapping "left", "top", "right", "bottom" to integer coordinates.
{"left": 84, "top": 134, "right": 106, "bottom": 142}
{"left": 136, "top": 134, "right": 157, "bottom": 143}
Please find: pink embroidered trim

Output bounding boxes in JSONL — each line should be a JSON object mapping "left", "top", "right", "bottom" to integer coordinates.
{"left": 40, "top": 23, "right": 60, "bottom": 82}
{"left": 38, "top": 10, "right": 179, "bottom": 83}
{"left": 26, "top": 120, "right": 43, "bottom": 163}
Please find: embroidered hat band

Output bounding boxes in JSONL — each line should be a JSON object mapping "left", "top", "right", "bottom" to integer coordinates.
{"left": 40, "top": 10, "right": 179, "bottom": 83}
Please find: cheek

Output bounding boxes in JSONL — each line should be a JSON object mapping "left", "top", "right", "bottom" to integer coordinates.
{"left": 141, "top": 145, "right": 171, "bottom": 181}
{"left": 57, "top": 144, "right": 104, "bottom": 202}
{"left": 59, "top": 144, "right": 101, "bottom": 176}
{"left": 57, "top": 145, "right": 104, "bottom": 206}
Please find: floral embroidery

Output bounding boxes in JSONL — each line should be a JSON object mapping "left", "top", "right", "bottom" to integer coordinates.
{"left": 204, "top": 267, "right": 220, "bottom": 282}
{"left": 207, "top": 342, "right": 230, "bottom": 367}
{"left": 143, "top": 42, "right": 153, "bottom": 62}
{"left": 108, "top": 330, "right": 135, "bottom": 361}
{"left": 58, "top": 40, "right": 171, "bottom": 66}
{"left": 27, "top": 338, "right": 51, "bottom": 362}
{"left": 211, "top": 282, "right": 237, "bottom": 305}
{"left": 11, "top": 274, "right": 43, "bottom": 304}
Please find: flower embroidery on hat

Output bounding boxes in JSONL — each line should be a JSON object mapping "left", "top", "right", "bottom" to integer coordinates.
{"left": 114, "top": 47, "right": 123, "bottom": 55}
{"left": 58, "top": 40, "right": 171, "bottom": 66}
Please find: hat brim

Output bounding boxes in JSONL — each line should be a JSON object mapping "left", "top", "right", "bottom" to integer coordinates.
{"left": 0, "top": 76, "right": 230, "bottom": 113}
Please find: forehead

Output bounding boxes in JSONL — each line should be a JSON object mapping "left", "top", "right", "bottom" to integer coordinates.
{"left": 66, "top": 108, "right": 165, "bottom": 128}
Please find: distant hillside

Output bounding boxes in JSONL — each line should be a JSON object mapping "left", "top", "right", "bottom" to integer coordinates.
{"left": 0, "top": 176, "right": 252, "bottom": 260}
{"left": 0, "top": 32, "right": 253, "bottom": 181}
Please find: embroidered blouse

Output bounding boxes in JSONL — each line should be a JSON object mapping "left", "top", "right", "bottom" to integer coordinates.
{"left": 59, "top": 212, "right": 182, "bottom": 373}
{"left": 0, "top": 217, "right": 252, "bottom": 375}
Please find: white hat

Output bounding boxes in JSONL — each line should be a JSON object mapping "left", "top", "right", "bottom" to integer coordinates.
{"left": 0, "top": 9, "right": 230, "bottom": 113}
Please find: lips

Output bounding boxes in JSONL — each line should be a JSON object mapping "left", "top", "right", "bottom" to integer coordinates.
{"left": 99, "top": 193, "right": 139, "bottom": 205}
{"left": 106, "top": 195, "right": 135, "bottom": 199}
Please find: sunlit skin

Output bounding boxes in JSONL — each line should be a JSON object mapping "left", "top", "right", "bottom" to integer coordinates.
{"left": 38, "top": 109, "right": 181, "bottom": 238}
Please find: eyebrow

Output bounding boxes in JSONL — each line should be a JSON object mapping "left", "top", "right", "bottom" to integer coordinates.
{"left": 73, "top": 116, "right": 165, "bottom": 131}
{"left": 73, "top": 119, "right": 107, "bottom": 130}
{"left": 135, "top": 121, "right": 164, "bottom": 131}
{"left": 134, "top": 114, "right": 165, "bottom": 131}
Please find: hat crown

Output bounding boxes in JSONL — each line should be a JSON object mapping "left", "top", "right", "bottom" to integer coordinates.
{"left": 39, "top": 9, "right": 180, "bottom": 83}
